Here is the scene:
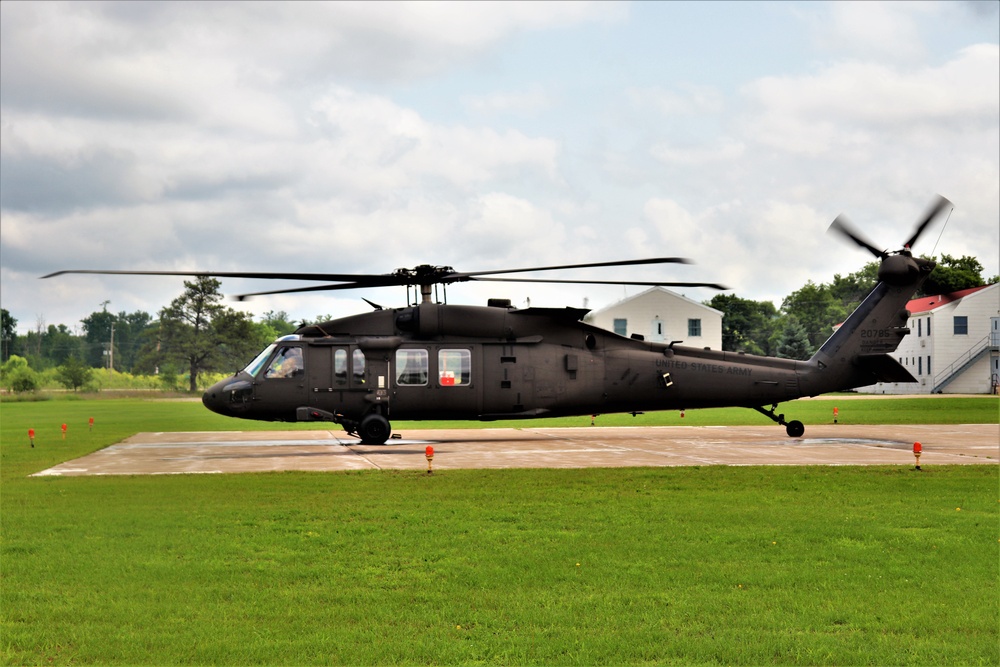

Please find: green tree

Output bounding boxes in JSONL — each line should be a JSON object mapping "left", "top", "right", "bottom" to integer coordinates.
{"left": 81, "top": 308, "right": 116, "bottom": 368}
{"left": 829, "top": 261, "right": 880, "bottom": 313}
{"left": 780, "top": 281, "right": 847, "bottom": 354}
{"left": 775, "top": 317, "right": 812, "bottom": 360}
{"left": 213, "top": 308, "right": 267, "bottom": 372}
{"left": 116, "top": 310, "right": 153, "bottom": 371}
{"left": 81, "top": 309, "right": 154, "bottom": 371}
{"left": 42, "top": 324, "right": 84, "bottom": 367}
{"left": 0, "top": 355, "right": 39, "bottom": 393}
{"left": 260, "top": 310, "right": 298, "bottom": 337}
{"left": 56, "top": 356, "right": 94, "bottom": 392}
{"left": 704, "top": 294, "right": 778, "bottom": 355}
{"left": 158, "top": 277, "right": 259, "bottom": 392}
{"left": 919, "top": 254, "right": 990, "bottom": 296}
{"left": 1, "top": 309, "right": 16, "bottom": 362}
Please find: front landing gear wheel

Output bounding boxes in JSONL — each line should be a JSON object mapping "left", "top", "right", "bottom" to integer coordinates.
{"left": 359, "top": 413, "right": 391, "bottom": 445}
{"left": 785, "top": 420, "right": 805, "bottom": 438}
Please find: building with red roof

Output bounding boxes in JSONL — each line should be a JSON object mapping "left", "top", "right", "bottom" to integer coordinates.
{"left": 856, "top": 283, "right": 999, "bottom": 394}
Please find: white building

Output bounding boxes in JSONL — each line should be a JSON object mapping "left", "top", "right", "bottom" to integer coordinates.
{"left": 584, "top": 287, "right": 723, "bottom": 350}
{"left": 859, "top": 283, "right": 1000, "bottom": 394}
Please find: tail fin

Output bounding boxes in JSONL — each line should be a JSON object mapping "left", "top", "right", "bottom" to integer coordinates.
{"left": 806, "top": 254, "right": 935, "bottom": 391}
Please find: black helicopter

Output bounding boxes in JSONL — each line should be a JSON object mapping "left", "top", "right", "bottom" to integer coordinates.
{"left": 44, "top": 196, "right": 951, "bottom": 444}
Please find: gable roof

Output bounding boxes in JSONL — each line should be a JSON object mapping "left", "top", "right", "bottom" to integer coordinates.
{"left": 587, "top": 286, "right": 723, "bottom": 317}
{"left": 906, "top": 284, "right": 994, "bottom": 314}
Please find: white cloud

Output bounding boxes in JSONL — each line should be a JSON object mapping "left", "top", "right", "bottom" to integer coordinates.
{"left": 651, "top": 138, "right": 746, "bottom": 165}
{"left": 642, "top": 197, "right": 838, "bottom": 307}
{"left": 741, "top": 44, "right": 1000, "bottom": 156}
{"left": 809, "top": 1, "right": 931, "bottom": 62}
{"left": 1, "top": 1, "right": 996, "bottom": 335}
{"left": 628, "top": 84, "right": 725, "bottom": 116}
{"left": 462, "top": 86, "right": 555, "bottom": 116}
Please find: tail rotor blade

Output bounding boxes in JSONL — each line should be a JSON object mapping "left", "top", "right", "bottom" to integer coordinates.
{"left": 903, "top": 195, "right": 952, "bottom": 250}
{"left": 828, "top": 214, "right": 887, "bottom": 259}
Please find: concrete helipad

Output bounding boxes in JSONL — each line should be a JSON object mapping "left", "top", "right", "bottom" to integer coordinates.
{"left": 33, "top": 424, "right": 998, "bottom": 476}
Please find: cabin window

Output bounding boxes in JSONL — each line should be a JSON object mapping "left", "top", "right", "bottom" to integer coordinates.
{"left": 244, "top": 344, "right": 276, "bottom": 376}
{"left": 334, "top": 349, "right": 348, "bottom": 384}
{"left": 613, "top": 318, "right": 627, "bottom": 336}
{"left": 395, "top": 349, "right": 428, "bottom": 386}
{"left": 353, "top": 349, "right": 366, "bottom": 384}
{"left": 953, "top": 316, "right": 968, "bottom": 335}
{"left": 439, "top": 349, "right": 471, "bottom": 386}
{"left": 265, "top": 346, "right": 304, "bottom": 379}
{"left": 688, "top": 319, "right": 702, "bottom": 337}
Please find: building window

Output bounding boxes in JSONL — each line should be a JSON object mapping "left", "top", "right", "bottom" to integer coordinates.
{"left": 613, "top": 318, "right": 627, "bottom": 336}
{"left": 954, "top": 316, "right": 968, "bottom": 335}
{"left": 688, "top": 319, "right": 702, "bottom": 337}
{"left": 926, "top": 317, "right": 931, "bottom": 337}
{"left": 918, "top": 357, "right": 922, "bottom": 376}
{"left": 927, "top": 356, "right": 931, "bottom": 377}
{"left": 438, "top": 349, "right": 471, "bottom": 386}
{"left": 917, "top": 319, "right": 922, "bottom": 337}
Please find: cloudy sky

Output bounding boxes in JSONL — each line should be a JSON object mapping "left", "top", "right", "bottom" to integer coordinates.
{"left": 2, "top": 1, "right": 998, "bottom": 335}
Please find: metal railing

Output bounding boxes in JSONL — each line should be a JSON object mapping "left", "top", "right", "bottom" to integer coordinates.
{"left": 933, "top": 334, "right": 992, "bottom": 391}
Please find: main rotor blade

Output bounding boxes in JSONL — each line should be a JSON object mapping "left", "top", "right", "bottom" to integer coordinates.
{"left": 232, "top": 280, "right": 402, "bottom": 301}
{"left": 827, "top": 215, "right": 887, "bottom": 259}
{"left": 471, "top": 277, "right": 728, "bottom": 290}
{"left": 451, "top": 257, "right": 692, "bottom": 280}
{"left": 903, "top": 195, "right": 952, "bottom": 250}
{"left": 40, "top": 269, "right": 394, "bottom": 283}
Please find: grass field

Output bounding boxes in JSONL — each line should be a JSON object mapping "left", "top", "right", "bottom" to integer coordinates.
{"left": 2, "top": 396, "right": 998, "bottom": 665}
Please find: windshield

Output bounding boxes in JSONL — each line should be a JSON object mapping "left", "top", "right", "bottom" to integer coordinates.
{"left": 243, "top": 344, "right": 276, "bottom": 377}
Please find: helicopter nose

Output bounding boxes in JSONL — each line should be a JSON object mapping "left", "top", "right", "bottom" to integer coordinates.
{"left": 202, "top": 375, "right": 253, "bottom": 416}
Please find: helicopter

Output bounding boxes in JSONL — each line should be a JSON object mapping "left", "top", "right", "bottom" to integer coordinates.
{"left": 44, "top": 196, "right": 951, "bottom": 444}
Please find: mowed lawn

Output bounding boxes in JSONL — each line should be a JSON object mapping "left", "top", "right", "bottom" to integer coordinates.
{"left": 1, "top": 397, "right": 998, "bottom": 665}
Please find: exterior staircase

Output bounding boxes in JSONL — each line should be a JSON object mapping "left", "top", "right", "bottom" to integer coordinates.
{"left": 932, "top": 334, "right": 999, "bottom": 393}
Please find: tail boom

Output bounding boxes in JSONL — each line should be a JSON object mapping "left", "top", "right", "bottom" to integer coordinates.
{"left": 803, "top": 255, "right": 935, "bottom": 393}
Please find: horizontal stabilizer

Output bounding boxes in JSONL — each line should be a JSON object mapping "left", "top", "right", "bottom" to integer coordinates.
{"left": 856, "top": 354, "right": 917, "bottom": 383}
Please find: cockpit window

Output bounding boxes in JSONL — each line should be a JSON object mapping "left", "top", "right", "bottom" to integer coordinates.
{"left": 244, "top": 344, "right": 276, "bottom": 377}
{"left": 265, "top": 346, "right": 304, "bottom": 379}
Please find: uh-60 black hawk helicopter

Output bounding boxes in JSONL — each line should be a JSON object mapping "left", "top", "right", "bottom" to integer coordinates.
{"left": 45, "top": 196, "right": 951, "bottom": 445}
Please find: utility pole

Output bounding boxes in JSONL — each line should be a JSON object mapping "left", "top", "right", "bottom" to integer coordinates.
{"left": 101, "top": 301, "right": 113, "bottom": 374}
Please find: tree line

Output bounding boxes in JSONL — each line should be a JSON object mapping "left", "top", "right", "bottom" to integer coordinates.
{"left": 1, "top": 277, "right": 313, "bottom": 393}
{"left": 1, "top": 255, "right": 995, "bottom": 393}
{"left": 705, "top": 254, "right": 995, "bottom": 360}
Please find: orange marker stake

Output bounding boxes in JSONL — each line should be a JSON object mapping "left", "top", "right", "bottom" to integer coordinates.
{"left": 833, "top": 407, "right": 839, "bottom": 424}
{"left": 61, "top": 423, "right": 67, "bottom": 439}
{"left": 28, "top": 428, "right": 35, "bottom": 448}
{"left": 913, "top": 442, "right": 922, "bottom": 470}
{"left": 89, "top": 417, "right": 94, "bottom": 431}
{"left": 425, "top": 445, "right": 435, "bottom": 474}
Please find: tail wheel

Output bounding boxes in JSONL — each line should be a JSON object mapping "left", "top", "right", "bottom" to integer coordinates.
{"left": 359, "top": 413, "right": 391, "bottom": 445}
